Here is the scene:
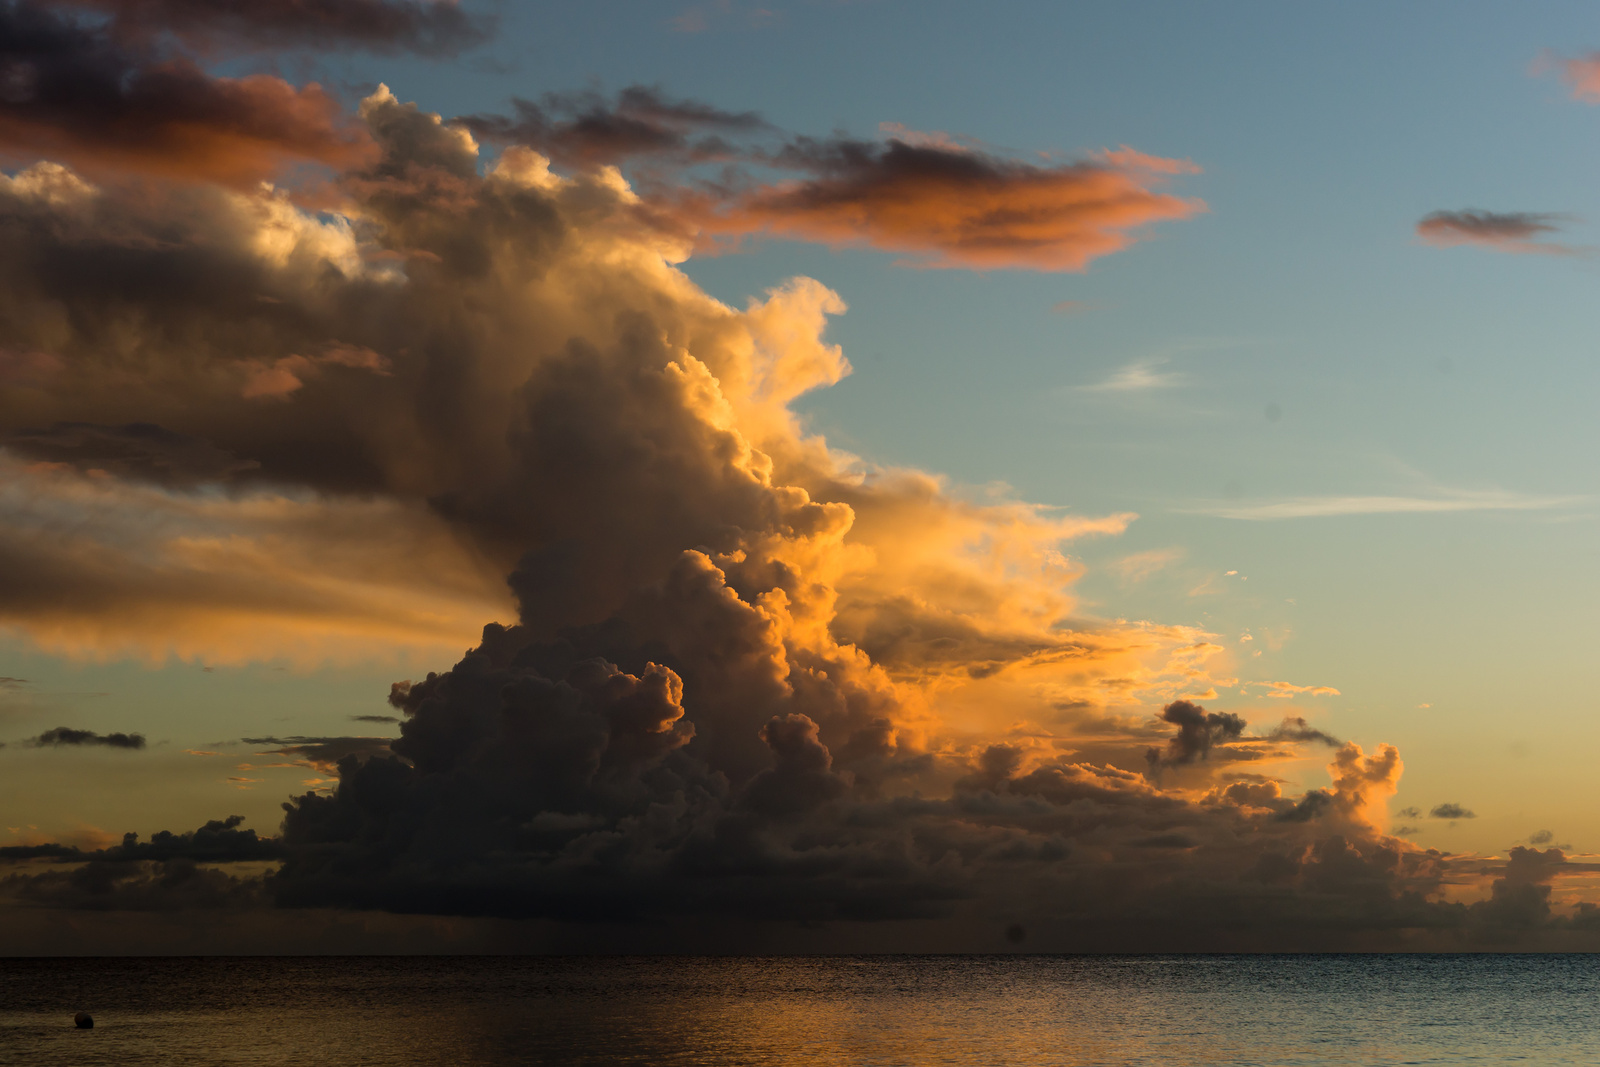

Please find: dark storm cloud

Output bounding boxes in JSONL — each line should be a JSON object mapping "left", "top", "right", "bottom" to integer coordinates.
{"left": 4, "top": 421, "right": 259, "bottom": 484}
{"left": 0, "top": 816, "right": 272, "bottom": 911}
{"left": 2, "top": 856, "right": 262, "bottom": 909}
{"left": 1145, "top": 700, "right": 1245, "bottom": 769}
{"left": 62, "top": 0, "right": 491, "bottom": 56}
{"left": 0, "top": 0, "right": 370, "bottom": 184}
{"left": 460, "top": 84, "right": 768, "bottom": 168}
{"left": 27, "top": 725, "right": 145, "bottom": 747}
{"left": 107, "top": 815, "right": 280, "bottom": 862}
{"left": 0, "top": 842, "right": 76, "bottom": 860}
{"left": 1430, "top": 803, "right": 1476, "bottom": 820}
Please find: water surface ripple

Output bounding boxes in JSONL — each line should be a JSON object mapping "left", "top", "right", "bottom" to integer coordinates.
{"left": 0, "top": 954, "right": 1591, "bottom": 1065}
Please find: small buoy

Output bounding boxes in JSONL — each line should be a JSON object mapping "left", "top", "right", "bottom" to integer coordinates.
{"left": 73, "top": 1012, "right": 93, "bottom": 1029}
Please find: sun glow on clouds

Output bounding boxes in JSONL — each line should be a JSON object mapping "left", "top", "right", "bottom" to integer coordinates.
{"left": 0, "top": 4, "right": 1572, "bottom": 947}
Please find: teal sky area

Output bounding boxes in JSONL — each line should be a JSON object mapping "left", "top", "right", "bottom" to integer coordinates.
{"left": 5, "top": 0, "right": 1600, "bottom": 866}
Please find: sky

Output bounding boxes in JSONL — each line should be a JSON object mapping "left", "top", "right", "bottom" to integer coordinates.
{"left": 2, "top": 0, "right": 1600, "bottom": 952}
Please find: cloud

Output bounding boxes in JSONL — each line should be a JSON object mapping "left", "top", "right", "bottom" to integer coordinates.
{"left": 1080, "top": 358, "right": 1183, "bottom": 393}
{"left": 1264, "top": 716, "right": 1340, "bottom": 747}
{"left": 690, "top": 136, "right": 1204, "bottom": 271}
{"left": 1186, "top": 490, "right": 1580, "bottom": 520}
{"left": 670, "top": 0, "right": 777, "bottom": 34}
{"left": 1261, "top": 682, "right": 1340, "bottom": 699}
{"left": 460, "top": 84, "right": 768, "bottom": 169}
{"left": 0, "top": 816, "right": 271, "bottom": 910}
{"left": 1534, "top": 51, "right": 1600, "bottom": 103}
{"left": 463, "top": 86, "right": 1204, "bottom": 273}
{"left": 60, "top": 0, "right": 491, "bottom": 56}
{"left": 4, "top": 421, "right": 259, "bottom": 485}
{"left": 1430, "top": 803, "right": 1476, "bottom": 820}
{"left": 243, "top": 735, "right": 395, "bottom": 772}
{"left": 26, "top": 726, "right": 145, "bottom": 748}
{"left": 0, "top": 1, "right": 372, "bottom": 185}
{"left": 1144, "top": 699, "right": 1245, "bottom": 769}
{"left": 1, "top": 81, "right": 1590, "bottom": 949}
{"left": 1111, "top": 547, "right": 1183, "bottom": 583}
{"left": 1416, "top": 209, "right": 1582, "bottom": 256}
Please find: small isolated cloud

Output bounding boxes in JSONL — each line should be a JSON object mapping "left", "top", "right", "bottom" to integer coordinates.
{"left": 1529, "top": 830, "right": 1554, "bottom": 845}
{"left": 1188, "top": 489, "right": 1580, "bottom": 521}
{"left": 1081, "top": 359, "right": 1182, "bottom": 393}
{"left": 1533, "top": 50, "right": 1600, "bottom": 103}
{"left": 1430, "top": 803, "right": 1476, "bottom": 820}
{"left": 1416, "top": 210, "right": 1582, "bottom": 256}
{"left": 671, "top": 0, "right": 778, "bottom": 33}
{"left": 1261, "top": 682, "right": 1340, "bottom": 699}
{"left": 1396, "top": 807, "right": 1423, "bottom": 820}
{"left": 350, "top": 714, "right": 400, "bottom": 724}
{"left": 27, "top": 726, "right": 145, "bottom": 749}
{"left": 1264, "top": 716, "right": 1341, "bottom": 747}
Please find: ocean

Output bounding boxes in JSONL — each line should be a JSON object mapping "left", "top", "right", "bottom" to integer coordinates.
{"left": 1, "top": 954, "right": 1594, "bottom": 1065}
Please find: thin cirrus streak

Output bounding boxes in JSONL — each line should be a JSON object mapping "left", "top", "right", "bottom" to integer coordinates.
{"left": 1184, "top": 490, "right": 1583, "bottom": 520}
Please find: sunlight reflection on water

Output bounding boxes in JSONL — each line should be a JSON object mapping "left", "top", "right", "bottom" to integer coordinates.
{"left": 2, "top": 954, "right": 1595, "bottom": 1066}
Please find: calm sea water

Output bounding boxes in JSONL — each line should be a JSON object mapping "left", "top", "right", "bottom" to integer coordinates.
{"left": 2, "top": 954, "right": 1596, "bottom": 1065}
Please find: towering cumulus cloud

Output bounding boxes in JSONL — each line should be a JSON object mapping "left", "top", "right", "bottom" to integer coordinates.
{"left": 0, "top": 44, "right": 1580, "bottom": 947}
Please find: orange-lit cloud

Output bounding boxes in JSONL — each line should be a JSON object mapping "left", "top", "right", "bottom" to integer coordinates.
{"left": 1534, "top": 50, "right": 1600, "bottom": 103}
{"left": 1261, "top": 681, "right": 1340, "bottom": 698}
{"left": 462, "top": 88, "right": 1203, "bottom": 273}
{"left": 5, "top": 84, "right": 1561, "bottom": 951}
{"left": 688, "top": 137, "right": 1204, "bottom": 271}
{"left": 0, "top": 3, "right": 373, "bottom": 186}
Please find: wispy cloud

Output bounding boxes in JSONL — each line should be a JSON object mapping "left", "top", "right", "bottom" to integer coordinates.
{"left": 1081, "top": 358, "right": 1182, "bottom": 392}
{"left": 1532, "top": 50, "right": 1600, "bottom": 103}
{"left": 1184, "top": 490, "right": 1581, "bottom": 521}
{"left": 1416, "top": 209, "right": 1584, "bottom": 256}
{"left": 1111, "top": 547, "right": 1184, "bottom": 582}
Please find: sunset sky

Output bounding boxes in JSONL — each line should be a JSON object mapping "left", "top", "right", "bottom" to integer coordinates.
{"left": 3, "top": 0, "right": 1600, "bottom": 952}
